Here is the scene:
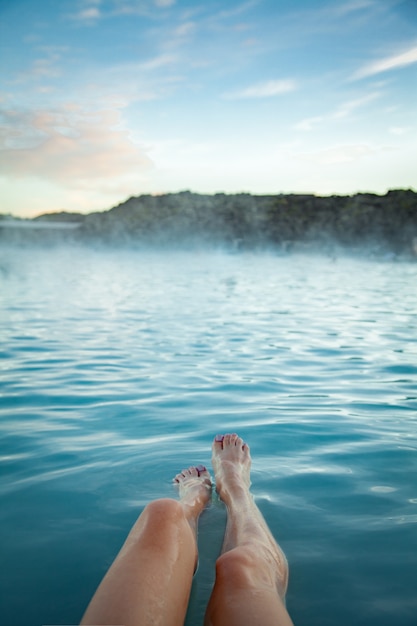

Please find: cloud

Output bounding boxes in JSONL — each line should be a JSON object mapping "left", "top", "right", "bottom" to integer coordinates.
{"left": 389, "top": 126, "right": 411, "bottom": 136}
{"left": 223, "top": 79, "right": 296, "bottom": 99}
{"left": 86, "top": 54, "right": 183, "bottom": 104}
{"left": 295, "top": 143, "right": 385, "bottom": 165}
{"left": 214, "top": 1, "right": 259, "bottom": 21}
{"left": 333, "top": 91, "right": 381, "bottom": 118}
{"left": 72, "top": 0, "right": 102, "bottom": 21}
{"left": 173, "top": 21, "right": 196, "bottom": 38}
{"left": 331, "top": 0, "right": 376, "bottom": 17}
{"left": 294, "top": 91, "right": 381, "bottom": 131}
{"left": 75, "top": 0, "right": 175, "bottom": 19}
{"left": 0, "top": 106, "right": 152, "bottom": 187}
{"left": 77, "top": 7, "right": 101, "bottom": 20}
{"left": 274, "top": 0, "right": 379, "bottom": 45}
{"left": 139, "top": 53, "right": 178, "bottom": 71}
{"left": 352, "top": 44, "right": 417, "bottom": 79}
{"left": 154, "top": 0, "right": 176, "bottom": 6}
{"left": 15, "top": 49, "right": 65, "bottom": 83}
{"left": 294, "top": 116, "right": 324, "bottom": 132}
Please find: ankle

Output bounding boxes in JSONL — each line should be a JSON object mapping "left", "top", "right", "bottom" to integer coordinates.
{"left": 217, "top": 483, "right": 252, "bottom": 508}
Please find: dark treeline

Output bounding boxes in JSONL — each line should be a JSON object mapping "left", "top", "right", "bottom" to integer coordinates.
{"left": 1, "top": 189, "right": 417, "bottom": 256}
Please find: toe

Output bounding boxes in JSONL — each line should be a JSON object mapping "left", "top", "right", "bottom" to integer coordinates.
{"left": 224, "top": 433, "right": 238, "bottom": 446}
{"left": 214, "top": 434, "right": 225, "bottom": 449}
{"left": 243, "top": 441, "right": 250, "bottom": 455}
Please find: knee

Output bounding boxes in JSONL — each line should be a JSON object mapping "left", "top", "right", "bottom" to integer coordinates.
{"left": 215, "top": 546, "right": 288, "bottom": 596}
{"left": 215, "top": 547, "right": 266, "bottom": 589}
{"left": 143, "top": 498, "right": 185, "bottom": 529}
{"left": 129, "top": 498, "right": 190, "bottom": 552}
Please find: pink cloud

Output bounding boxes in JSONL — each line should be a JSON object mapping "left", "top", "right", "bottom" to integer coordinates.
{"left": 0, "top": 107, "right": 152, "bottom": 187}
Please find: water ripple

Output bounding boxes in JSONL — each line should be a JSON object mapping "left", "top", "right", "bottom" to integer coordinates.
{"left": 1, "top": 249, "right": 417, "bottom": 626}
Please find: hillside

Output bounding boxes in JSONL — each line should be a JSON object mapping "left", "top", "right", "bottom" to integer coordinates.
{"left": 1, "top": 189, "right": 416, "bottom": 256}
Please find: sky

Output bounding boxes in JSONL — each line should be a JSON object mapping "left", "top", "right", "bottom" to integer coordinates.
{"left": 0, "top": 0, "right": 416, "bottom": 217}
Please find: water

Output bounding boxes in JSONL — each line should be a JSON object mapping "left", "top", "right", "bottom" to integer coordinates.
{"left": 1, "top": 247, "right": 416, "bottom": 626}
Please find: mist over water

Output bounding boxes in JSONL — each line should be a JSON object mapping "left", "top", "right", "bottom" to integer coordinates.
{"left": 1, "top": 245, "right": 417, "bottom": 626}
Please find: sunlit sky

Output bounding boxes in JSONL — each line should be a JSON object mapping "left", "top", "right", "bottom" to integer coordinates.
{"left": 1, "top": 0, "right": 416, "bottom": 217}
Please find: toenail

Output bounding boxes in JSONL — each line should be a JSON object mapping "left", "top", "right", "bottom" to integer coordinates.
{"left": 215, "top": 434, "right": 224, "bottom": 442}
{"left": 196, "top": 464, "right": 206, "bottom": 475}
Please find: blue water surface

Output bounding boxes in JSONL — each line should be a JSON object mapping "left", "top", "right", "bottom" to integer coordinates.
{"left": 1, "top": 247, "right": 417, "bottom": 626}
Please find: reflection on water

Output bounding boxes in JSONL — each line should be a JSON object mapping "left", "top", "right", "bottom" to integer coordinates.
{"left": 1, "top": 247, "right": 417, "bottom": 626}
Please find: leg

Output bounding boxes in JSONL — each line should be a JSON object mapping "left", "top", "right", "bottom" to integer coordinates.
{"left": 204, "top": 434, "right": 294, "bottom": 626}
{"left": 81, "top": 465, "right": 212, "bottom": 626}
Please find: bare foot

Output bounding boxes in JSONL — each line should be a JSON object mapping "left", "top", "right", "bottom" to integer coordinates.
{"left": 212, "top": 433, "right": 251, "bottom": 505}
{"left": 174, "top": 465, "right": 212, "bottom": 522}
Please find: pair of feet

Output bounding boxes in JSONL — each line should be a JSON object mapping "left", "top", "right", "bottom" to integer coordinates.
{"left": 174, "top": 433, "right": 251, "bottom": 519}
{"left": 173, "top": 435, "right": 292, "bottom": 626}
{"left": 174, "top": 433, "right": 290, "bottom": 601}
